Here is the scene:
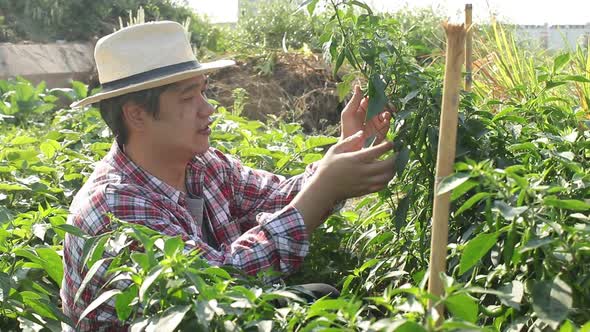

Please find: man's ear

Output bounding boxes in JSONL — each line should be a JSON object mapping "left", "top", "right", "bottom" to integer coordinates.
{"left": 121, "top": 101, "right": 147, "bottom": 132}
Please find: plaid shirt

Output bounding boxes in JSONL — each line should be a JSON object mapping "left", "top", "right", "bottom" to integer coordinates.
{"left": 60, "top": 142, "right": 317, "bottom": 331}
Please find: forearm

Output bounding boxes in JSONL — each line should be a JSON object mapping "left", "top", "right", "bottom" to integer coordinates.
{"left": 288, "top": 176, "right": 336, "bottom": 234}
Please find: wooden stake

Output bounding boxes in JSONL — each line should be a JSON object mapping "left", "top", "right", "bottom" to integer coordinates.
{"left": 428, "top": 22, "right": 466, "bottom": 322}
{"left": 465, "top": 4, "right": 473, "bottom": 91}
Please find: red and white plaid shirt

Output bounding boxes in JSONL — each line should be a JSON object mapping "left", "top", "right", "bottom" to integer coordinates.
{"left": 61, "top": 142, "right": 318, "bottom": 331}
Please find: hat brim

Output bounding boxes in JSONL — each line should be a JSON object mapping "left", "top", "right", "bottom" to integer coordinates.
{"left": 71, "top": 59, "right": 235, "bottom": 108}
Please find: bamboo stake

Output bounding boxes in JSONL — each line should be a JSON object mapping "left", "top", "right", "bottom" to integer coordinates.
{"left": 465, "top": 4, "right": 473, "bottom": 91}
{"left": 428, "top": 22, "right": 466, "bottom": 322}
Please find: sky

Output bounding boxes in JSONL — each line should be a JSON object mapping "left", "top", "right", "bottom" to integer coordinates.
{"left": 188, "top": 0, "right": 590, "bottom": 25}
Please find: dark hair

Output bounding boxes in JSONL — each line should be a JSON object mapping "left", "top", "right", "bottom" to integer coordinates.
{"left": 99, "top": 84, "right": 172, "bottom": 145}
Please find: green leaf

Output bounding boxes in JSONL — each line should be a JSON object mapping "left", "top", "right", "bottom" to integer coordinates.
{"left": 78, "top": 289, "right": 122, "bottom": 323}
{"left": 115, "top": 285, "right": 137, "bottom": 321}
{"left": 394, "top": 195, "right": 410, "bottom": 230}
{"left": 0, "top": 207, "right": 13, "bottom": 224}
{"left": 394, "top": 146, "right": 410, "bottom": 177}
{"left": 54, "top": 224, "right": 87, "bottom": 239}
{"left": 451, "top": 180, "right": 478, "bottom": 201}
{"left": 455, "top": 192, "right": 490, "bottom": 216}
{"left": 302, "top": 153, "right": 323, "bottom": 164}
{"left": 39, "top": 140, "right": 60, "bottom": 159}
{"left": 23, "top": 297, "right": 58, "bottom": 320}
{"left": 14, "top": 248, "right": 41, "bottom": 264}
{"left": 139, "top": 265, "right": 164, "bottom": 302}
{"left": 349, "top": 0, "right": 373, "bottom": 14}
{"left": 445, "top": 293, "right": 478, "bottom": 323}
{"left": 492, "top": 201, "right": 528, "bottom": 220}
{"left": 437, "top": 173, "right": 471, "bottom": 196}
{"left": 203, "top": 267, "right": 232, "bottom": 280}
{"left": 546, "top": 81, "right": 566, "bottom": 90}
{"left": 559, "top": 320, "right": 576, "bottom": 332}
{"left": 544, "top": 198, "right": 590, "bottom": 211}
{"left": 35, "top": 247, "right": 63, "bottom": 287}
{"left": 163, "top": 236, "right": 183, "bottom": 257}
{"left": 401, "top": 90, "right": 419, "bottom": 105}
{"left": 459, "top": 232, "right": 499, "bottom": 275}
{"left": 295, "top": 0, "right": 318, "bottom": 15}
{"left": 34, "top": 103, "right": 54, "bottom": 114}
{"left": 560, "top": 75, "right": 590, "bottom": 83}
{"left": 333, "top": 49, "right": 345, "bottom": 77}
{"left": 75, "top": 258, "right": 110, "bottom": 304}
{"left": 10, "top": 136, "right": 37, "bottom": 145}
{"left": 146, "top": 305, "right": 190, "bottom": 332}
{"left": 83, "top": 235, "right": 109, "bottom": 269}
{"left": 304, "top": 136, "right": 337, "bottom": 149}
{"left": 366, "top": 74, "right": 387, "bottom": 123}
{"left": 131, "top": 252, "right": 151, "bottom": 271}
{"left": 336, "top": 80, "right": 353, "bottom": 102}
{"left": 359, "top": 39, "right": 377, "bottom": 66}
{"left": 0, "top": 272, "right": 10, "bottom": 302}
{"left": 519, "top": 236, "right": 556, "bottom": 253}
{"left": 365, "top": 75, "right": 387, "bottom": 147}
{"left": 0, "top": 183, "right": 30, "bottom": 192}
{"left": 498, "top": 280, "right": 524, "bottom": 310}
{"left": 553, "top": 53, "right": 571, "bottom": 73}
{"left": 71, "top": 81, "right": 88, "bottom": 99}
{"left": 373, "top": 320, "right": 427, "bottom": 332}
{"left": 32, "top": 298, "right": 74, "bottom": 327}
{"left": 306, "top": 299, "right": 349, "bottom": 318}
{"left": 532, "top": 276, "right": 572, "bottom": 329}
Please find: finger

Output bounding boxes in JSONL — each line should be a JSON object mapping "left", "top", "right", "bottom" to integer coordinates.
{"left": 354, "top": 140, "right": 394, "bottom": 162}
{"left": 356, "top": 97, "right": 369, "bottom": 116}
{"left": 368, "top": 182, "right": 389, "bottom": 193}
{"left": 382, "top": 111, "right": 391, "bottom": 122}
{"left": 368, "top": 168, "right": 396, "bottom": 185}
{"left": 358, "top": 181, "right": 389, "bottom": 196}
{"left": 363, "top": 155, "right": 396, "bottom": 176}
{"left": 372, "top": 125, "right": 390, "bottom": 145}
{"left": 333, "top": 130, "right": 365, "bottom": 153}
{"left": 342, "top": 85, "right": 363, "bottom": 117}
{"left": 374, "top": 116, "right": 391, "bottom": 144}
{"left": 364, "top": 115, "right": 390, "bottom": 143}
{"left": 366, "top": 111, "right": 390, "bottom": 130}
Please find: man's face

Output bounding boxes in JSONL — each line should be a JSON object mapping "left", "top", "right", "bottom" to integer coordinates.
{"left": 145, "top": 74, "right": 214, "bottom": 159}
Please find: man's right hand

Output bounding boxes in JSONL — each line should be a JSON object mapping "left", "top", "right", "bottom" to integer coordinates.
{"left": 290, "top": 130, "right": 396, "bottom": 233}
{"left": 315, "top": 130, "right": 396, "bottom": 202}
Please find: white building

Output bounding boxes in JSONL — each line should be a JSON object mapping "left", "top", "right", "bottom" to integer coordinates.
{"left": 513, "top": 23, "right": 589, "bottom": 50}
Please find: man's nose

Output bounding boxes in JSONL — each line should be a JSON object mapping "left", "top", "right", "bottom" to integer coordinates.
{"left": 200, "top": 100, "right": 215, "bottom": 117}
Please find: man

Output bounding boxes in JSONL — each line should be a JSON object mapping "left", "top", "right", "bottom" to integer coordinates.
{"left": 61, "top": 21, "right": 394, "bottom": 330}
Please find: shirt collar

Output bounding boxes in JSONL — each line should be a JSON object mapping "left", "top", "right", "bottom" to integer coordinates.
{"left": 106, "top": 141, "right": 189, "bottom": 204}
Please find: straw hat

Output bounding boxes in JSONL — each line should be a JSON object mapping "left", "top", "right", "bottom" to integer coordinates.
{"left": 71, "top": 21, "right": 235, "bottom": 108}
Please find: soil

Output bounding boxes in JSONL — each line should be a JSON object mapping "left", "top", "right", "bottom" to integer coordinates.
{"left": 83, "top": 52, "right": 348, "bottom": 134}
{"left": 209, "top": 53, "right": 345, "bottom": 134}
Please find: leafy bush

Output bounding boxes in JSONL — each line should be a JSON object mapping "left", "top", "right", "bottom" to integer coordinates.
{"left": 313, "top": 0, "right": 590, "bottom": 329}
{"left": 0, "top": 0, "right": 221, "bottom": 51}
{"left": 229, "top": 0, "right": 326, "bottom": 52}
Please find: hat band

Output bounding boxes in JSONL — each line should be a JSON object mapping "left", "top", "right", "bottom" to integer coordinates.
{"left": 101, "top": 60, "right": 201, "bottom": 92}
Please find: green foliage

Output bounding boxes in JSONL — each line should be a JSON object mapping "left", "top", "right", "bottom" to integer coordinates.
{"left": 313, "top": 0, "right": 590, "bottom": 329}
{"left": 571, "top": 39, "right": 590, "bottom": 116}
{"left": 228, "top": 0, "right": 326, "bottom": 53}
{"left": 386, "top": 6, "right": 445, "bottom": 63}
{"left": 0, "top": 0, "right": 221, "bottom": 51}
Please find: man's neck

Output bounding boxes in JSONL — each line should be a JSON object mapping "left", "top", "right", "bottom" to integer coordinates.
{"left": 123, "top": 139, "right": 188, "bottom": 193}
